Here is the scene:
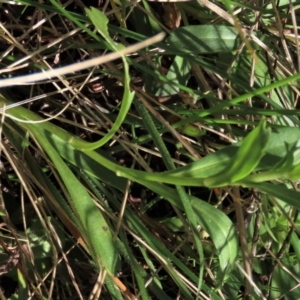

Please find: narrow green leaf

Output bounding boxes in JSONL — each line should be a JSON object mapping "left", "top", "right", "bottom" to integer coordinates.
{"left": 47, "top": 132, "right": 127, "bottom": 191}
{"left": 166, "top": 124, "right": 298, "bottom": 180}
{"left": 27, "top": 125, "right": 120, "bottom": 275}
{"left": 85, "top": 7, "right": 123, "bottom": 52}
{"left": 17, "top": 269, "right": 28, "bottom": 300}
{"left": 134, "top": 100, "right": 205, "bottom": 290}
{"left": 228, "top": 119, "right": 270, "bottom": 178}
{"left": 239, "top": 119, "right": 271, "bottom": 174}
{"left": 82, "top": 8, "right": 135, "bottom": 150}
{"left": 204, "top": 119, "right": 270, "bottom": 186}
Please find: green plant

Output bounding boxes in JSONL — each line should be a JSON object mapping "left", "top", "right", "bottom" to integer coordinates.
{"left": 1, "top": 0, "right": 300, "bottom": 299}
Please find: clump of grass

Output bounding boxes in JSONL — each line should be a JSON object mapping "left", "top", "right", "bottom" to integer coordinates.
{"left": 0, "top": 0, "right": 300, "bottom": 299}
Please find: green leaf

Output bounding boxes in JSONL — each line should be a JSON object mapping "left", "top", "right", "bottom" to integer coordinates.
{"left": 27, "top": 125, "right": 120, "bottom": 275}
{"left": 85, "top": 7, "right": 123, "bottom": 52}
{"left": 208, "top": 119, "right": 270, "bottom": 186}
{"left": 166, "top": 25, "right": 240, "bottom": 54}
{"left": 48, "top": 132, "right": 127, "bottom": 191}
{"left": 45, "top": 128, "right": 238, "bottom": 284}
{"left": 165, "top": 126, "right": 300, "bottom": 179}
{"left": 191, "top": 196, "right": 238, "bottom": 284}
{"left": 82, "top": 8, "right": 135, "bottom": 150}
{"left": 17, "top": 269, "right": 28, "bottom": 300}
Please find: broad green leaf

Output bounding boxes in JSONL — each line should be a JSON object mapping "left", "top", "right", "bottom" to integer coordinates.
{"left": 166, "top": 25, "right": 240, "bottom": 53}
